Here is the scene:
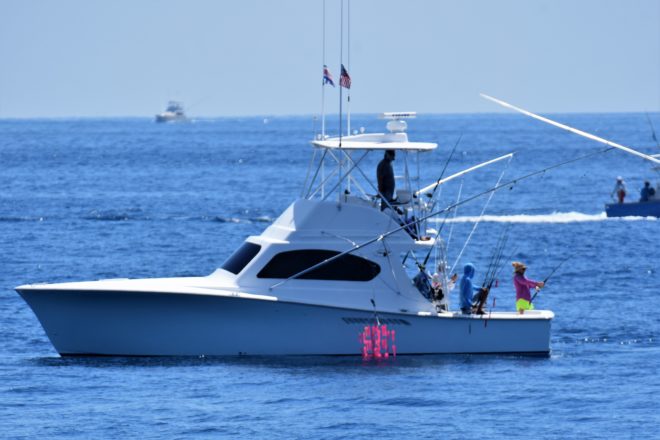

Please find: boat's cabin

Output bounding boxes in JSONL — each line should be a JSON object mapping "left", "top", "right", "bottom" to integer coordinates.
{"left": 212, "top": 113, "right": 458, "bottom": 315}
{"left": 165, "top": 101, "right": 185, "bottom": 115}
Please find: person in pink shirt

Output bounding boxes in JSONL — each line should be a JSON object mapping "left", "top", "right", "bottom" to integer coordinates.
{"left": 512, "top": 261, "right": 544, "bottom": 313}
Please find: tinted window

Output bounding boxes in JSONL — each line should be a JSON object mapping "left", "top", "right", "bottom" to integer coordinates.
{"left": 221, "top": 242, "right": 261, "bottom": 275}
{"left": 257, "top": 250, "right": 380, "bottom": 281}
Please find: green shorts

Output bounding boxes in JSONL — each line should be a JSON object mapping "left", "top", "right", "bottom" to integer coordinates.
{"left": 516, "top": 298, "right": 534, "bottom": 311}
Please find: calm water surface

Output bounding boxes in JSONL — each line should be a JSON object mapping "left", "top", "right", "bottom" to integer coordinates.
{"left": 1, "top": 114, "right": 658, "bottom": 439}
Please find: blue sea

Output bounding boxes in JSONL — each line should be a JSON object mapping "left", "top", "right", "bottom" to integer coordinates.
{"left": 1, "top": 113, "right": 658, "bottom": 439}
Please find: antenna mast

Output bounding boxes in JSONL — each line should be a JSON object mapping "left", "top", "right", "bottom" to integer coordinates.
{"left": 338, "top": 0, "right": 344, "bottom": 201}
{"left": 321, "top": 0, "right": 327, "bottom": 138}
{"left": 346, "top": 0, "right": 351, "bottom": 136}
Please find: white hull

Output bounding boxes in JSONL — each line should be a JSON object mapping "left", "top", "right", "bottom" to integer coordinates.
{"left": 18, "top": 288, "right": 552, "bottom": 356}
{"left": 155, "top": 114, "right": 187, "bottom": 123}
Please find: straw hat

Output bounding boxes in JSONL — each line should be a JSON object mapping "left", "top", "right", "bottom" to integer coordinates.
{"left": 512, "top": 261, "right": 527, "bottom": 273}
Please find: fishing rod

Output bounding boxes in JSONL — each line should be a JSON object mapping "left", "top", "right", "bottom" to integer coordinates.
{"left": 443, "top": 179, "right": 463, "bottom": 259}
{"left": 481, "top": 230, "right": 504, "bottom": 289}
{"left": 483, "top": 225, "right": 511, "bottom": 289}
{"left": 493, "top": 245, "right": 519, "bottom": 283}
{"left": 421, "top": 207, "right": 454, "bottom": 269}
{"left": 410, "top": 135, "right": 462, "bottom": 260}
{"left": 409, "top": 208, "right": 456, "bottom": 304}
{"left": 645, "top": 112, "right": 660, "bottom": 151}
{"left": 472, "top": 225, "right": 510, "bottom": 313}
{"left": 449, "top": 156, "right": 513, "bottom": 274}
{"left": 644, "top": 113, "right": 660, "bottom": 177}
{"left": 421, "top": 140, "right": 496, "bottom": 270}
{"left": 489, "top": 226, "right": 510, "bottom": 282}
{"left": 477, "top": 243, "right": 519, "bottom": 316}
{"left": 269, "top": 147, "right": 613, "bottom": 291}
{"left": 530, "top": 255, "right": 572, "bottom": 304}
{"left": 427, "top": 134, "right": 462, "bottom": 204}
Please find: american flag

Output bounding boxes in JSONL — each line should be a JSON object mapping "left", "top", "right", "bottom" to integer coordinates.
{"left": 340, "top": 64, "right": 351, "bottom": 89}
{"left": 323, "top": 65, "right": 335, "bottom": 87}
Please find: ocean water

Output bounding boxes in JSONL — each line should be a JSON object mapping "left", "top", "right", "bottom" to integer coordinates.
{"left": 1, "top": 114, "right": 658, "bottom": 439}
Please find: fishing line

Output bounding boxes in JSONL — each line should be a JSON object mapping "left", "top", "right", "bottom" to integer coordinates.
{"left": 450, "top": 155, "right": 513, "bottom": 273}
{"left": 443, "top": 179, "right": 463, "bottom": 258}
{"left": 269, "top": 147, "right": 614, "bottom": 290}
{"left": 427, "top": 134, "right": 462, "bottom": 212}
{"left": 530, "top": 255, "right": 572, "bottom": 304}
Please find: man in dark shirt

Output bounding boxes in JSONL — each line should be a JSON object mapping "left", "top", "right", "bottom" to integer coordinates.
{"left": 377, "top": 150, "right": 395, "bottom": 210}
{"left": 640, "top": 180, "right": 656, "bottom": 202}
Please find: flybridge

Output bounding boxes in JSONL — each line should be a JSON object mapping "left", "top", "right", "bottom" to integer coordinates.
{"left": 310, "top": 135, "right": 437, "bottom": 151}
{"left": 304, "top": 112, "right": 440, "bottom": 232}
{"left": 311, "top": 112, "right": 436, "bottom": 151}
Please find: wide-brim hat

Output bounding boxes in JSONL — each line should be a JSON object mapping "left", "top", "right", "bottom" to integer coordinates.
{"left": 512, "top": 261, "right": 527, "bottom": 273}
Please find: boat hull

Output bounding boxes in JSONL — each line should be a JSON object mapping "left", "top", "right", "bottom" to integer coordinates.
{"left": 605, "top": 200, "right": 660, "bottom": 217}
{"left": 155, "top": 114, "right": 187, "bottom": 123}
{"left": 18, "top": 288, "right": 552, "bottom": 356}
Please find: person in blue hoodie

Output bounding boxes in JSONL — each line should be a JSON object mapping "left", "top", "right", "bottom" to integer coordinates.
{"left": 460, "top": 263, "right": 488, "bottom": 314}
{"left": 640, "top": 180, "right": 656, "bottom": 202}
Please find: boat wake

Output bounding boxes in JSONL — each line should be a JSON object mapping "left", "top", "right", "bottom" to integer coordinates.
{"left": 437, "top": 211, "right": 656, "bottom": 224}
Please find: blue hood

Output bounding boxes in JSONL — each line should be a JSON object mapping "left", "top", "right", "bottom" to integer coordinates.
{"left": 463, "top": 263, "right": 475, "bottom": 279}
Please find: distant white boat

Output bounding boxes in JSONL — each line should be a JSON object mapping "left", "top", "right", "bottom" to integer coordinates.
{"left": 155, "top": 101, "right": 187, "bottom": 123}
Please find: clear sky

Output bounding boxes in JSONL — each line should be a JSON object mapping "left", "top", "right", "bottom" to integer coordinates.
{"left": 0, "top": 0, "right": 658, "bottom": 118}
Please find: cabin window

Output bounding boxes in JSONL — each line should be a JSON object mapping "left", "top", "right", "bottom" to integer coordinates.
{"left": 221, "top": 242, "right": 262, "bottom": 275}
{"left": 257, "top": 249, "right": 381, "bottom": 281}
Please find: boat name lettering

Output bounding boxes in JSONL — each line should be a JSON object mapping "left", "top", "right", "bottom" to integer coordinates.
{"left": 342, "top": 317, "right": 410, "bottom": 326}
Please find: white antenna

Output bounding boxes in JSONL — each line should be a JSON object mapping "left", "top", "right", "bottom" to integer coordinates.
{"left": 346, "top": 0, "right": 351, "bottom": 136}
{"left": 321, "top": 0, "right": 327, "bottom": 138}
{"left": 481, "top": 93, "right": 660, "bottom": 165}
{"left": 346, "top": 0, "right": 351, "bottom": 194}
{"left": 338, "top": 0, "right": 344, "bottom": 201}
{"left": 338, "top": 0, "right": 344, "bottom": 145}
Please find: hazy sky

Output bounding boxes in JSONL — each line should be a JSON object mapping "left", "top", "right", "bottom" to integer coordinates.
{"left": 1, "top": 0, "right": 659, "bottom": 117}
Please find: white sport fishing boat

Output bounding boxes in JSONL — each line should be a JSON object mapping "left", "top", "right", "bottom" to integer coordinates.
{"left": 17, "top": 112, "right": 554, "bottom": 356}
{"left": 155, "top": 101, "right": 187, "bottom": 123}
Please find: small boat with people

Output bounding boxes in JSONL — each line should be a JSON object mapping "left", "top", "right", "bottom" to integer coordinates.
{"left": 605, "top": 177, "right": 660, "bottom": 218}
{"left": 155, "top": 101, "right": 187, "bottom": 123}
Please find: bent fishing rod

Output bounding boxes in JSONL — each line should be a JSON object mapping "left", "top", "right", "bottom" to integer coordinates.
{"left": 269, "top": 147, "right": 613, "bottom": 291}
{"left": 530, "top": 255, "right": 572, "bottom": 304}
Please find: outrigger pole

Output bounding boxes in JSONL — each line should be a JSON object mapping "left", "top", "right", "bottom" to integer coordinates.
{"left": 481, "top": 93, "right": 660, "bottom": 166}
{"left": 270, "top": 146, "right": 614, "bottom": 291}
{"left": 416, "top": 152, "right": 514, "bottom": 197}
